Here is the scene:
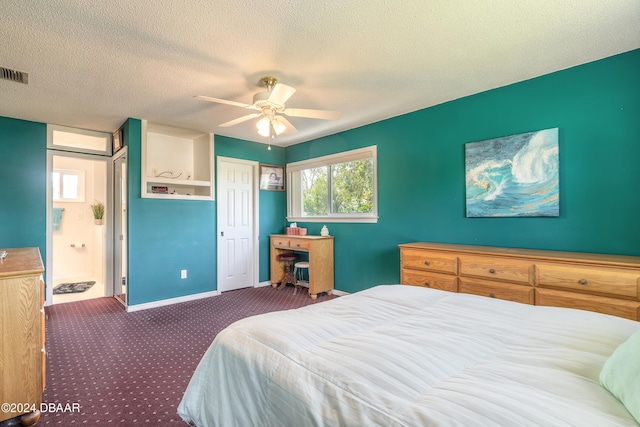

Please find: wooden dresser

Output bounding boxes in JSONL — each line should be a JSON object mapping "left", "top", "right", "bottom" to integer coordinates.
{"left": 270, "top": 235, "right": 334, "bottom": 300}
{"left": 0, "top": 247, "right": 46, "bottom": 424}
{"left": 399, "top": 242, "right": 640, "bottom": 321}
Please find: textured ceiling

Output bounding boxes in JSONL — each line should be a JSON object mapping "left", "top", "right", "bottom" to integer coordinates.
{"left": 1, "top": 1, "right": 639, "bottom": 147}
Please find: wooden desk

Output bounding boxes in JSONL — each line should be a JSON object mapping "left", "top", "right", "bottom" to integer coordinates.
{"left": 270, "top": 235, "right": 334, "bottom": 299}
{"left": 0, "top": 247, "right": 45, "bottom": 424}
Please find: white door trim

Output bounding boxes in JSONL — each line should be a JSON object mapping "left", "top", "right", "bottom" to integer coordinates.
{"left": 112, "top": 148, "right": 128, "bottom": 308}
{"left": 216, "top": 156, "right": 260, "bottom": 292}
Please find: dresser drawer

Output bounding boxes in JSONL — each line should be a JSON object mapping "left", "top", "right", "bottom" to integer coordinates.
{"left": 537, "top": 263, "right": 639, "bottom": 299}
{"left": 272, "top": 238, "right": 290, "bottom": 249}
{"left": 459, "top": 278, "right": 534, "bottom": 304}
{"left": 288, "top": 239, "right": 310, "bottom": 251}
{"left": 400, "top": 248, "right": 457, "bottom": 274}
{"left": 536, "top": 289, "right": 640, "bottom": 321}
{"left": 459, "top": 255, "right": 533, "bottom": 285}
{"left": 401, "top": 269, "right": 457, "bottom": 292}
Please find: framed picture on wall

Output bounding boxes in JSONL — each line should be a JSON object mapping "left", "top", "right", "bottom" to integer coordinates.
{"left": 113, "top": 129, "right": 122, "bottom": 153}
{"left": 260, "top": 164, "right": 285, "bottom": 191}
{"left": 464, "top": 127, "right": 559, "bottom": 217}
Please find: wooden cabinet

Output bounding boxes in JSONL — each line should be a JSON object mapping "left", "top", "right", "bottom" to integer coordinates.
{"left": 270, "top": 235, "right": 334, "bottom": 300}
{"left": 399, "top": 242, "right": 640, "bottom": 320}
{"left": 0, "top": 247, "right": 45, "bottom": 423}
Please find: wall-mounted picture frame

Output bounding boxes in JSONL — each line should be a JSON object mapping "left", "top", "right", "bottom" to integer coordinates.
{"left": 260, "top": 164, "right": 285, "bottom": 191}
{"left": 465, "top": 127, "right": 559, "bottom": 217}
{"left": 112, "top": 129, "right": 122, "bottom": 153}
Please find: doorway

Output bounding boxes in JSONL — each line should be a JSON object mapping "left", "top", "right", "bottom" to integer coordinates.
{"left": 216, "top": 157, "right": 259, "bottom": 293}
{"left": 49, "top": 153, "right": 109, "bottom": 304}
{"left": 45, "top": 124, "right": 114, "bottom": 307}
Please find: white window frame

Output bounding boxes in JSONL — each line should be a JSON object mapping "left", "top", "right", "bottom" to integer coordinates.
{"left": 287, "top": 146, "right": 378, "bottom": 223}
{"left": 52, "top": 168, "right": 86, "bottom": 202}
{"left": 47, "top": 124, "right": 113, "bottom": 156}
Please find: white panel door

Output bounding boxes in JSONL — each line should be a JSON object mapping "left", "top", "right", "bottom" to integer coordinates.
{"left": 217, "top": 159, "right": 255, "bottom": 292}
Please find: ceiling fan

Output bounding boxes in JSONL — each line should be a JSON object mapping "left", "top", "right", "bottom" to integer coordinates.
{"left": 195, "top": 76, "right": 340, "bottom": 137}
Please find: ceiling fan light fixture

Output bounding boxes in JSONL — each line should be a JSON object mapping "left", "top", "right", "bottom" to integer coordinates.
{"left": 271, "top": 118, "right": 286, "bottom": 135}
{"left": 195, "top": 75, "right": 339, "bottom": 140}
{"left": 256, "top": 116, "right": 271, "bottom": 136}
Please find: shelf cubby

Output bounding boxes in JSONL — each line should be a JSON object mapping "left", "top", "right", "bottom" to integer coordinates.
{"left": 141, "top": 121, "right": 214, "bottom": 200}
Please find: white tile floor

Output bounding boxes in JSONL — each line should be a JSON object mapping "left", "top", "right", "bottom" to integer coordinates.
{"left": 52, "top": 277, "right": 106, "bottom": 305}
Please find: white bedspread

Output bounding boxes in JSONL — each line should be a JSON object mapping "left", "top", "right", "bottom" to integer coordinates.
{"left": 178, "top": 285, "right": 640, "bottom": 427}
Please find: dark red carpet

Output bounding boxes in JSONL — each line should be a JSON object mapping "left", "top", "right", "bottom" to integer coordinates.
{"left": 39, "top": 286, "right": 337, "bottom": 426}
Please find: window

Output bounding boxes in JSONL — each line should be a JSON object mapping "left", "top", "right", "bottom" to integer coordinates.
{"left": 52, "top": 169, "right": 85, "bottom": 202}
{"left": 287, "top": 146, "right": 377, "bottom": 223}
{"left": 47, "top": 124, "right": 112, "bottom": 156}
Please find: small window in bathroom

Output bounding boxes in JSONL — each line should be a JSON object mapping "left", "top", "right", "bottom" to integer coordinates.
{"left": 53, "top": 169, "right": 85, "bottom": 202}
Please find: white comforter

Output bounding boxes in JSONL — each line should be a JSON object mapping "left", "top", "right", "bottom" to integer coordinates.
{"left": 178, "top": 285, "right": 640, "bottom": 427}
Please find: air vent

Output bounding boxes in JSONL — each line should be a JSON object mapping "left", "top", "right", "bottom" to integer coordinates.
{"left": 0, "top": 66, "right": 29, "bottom": 84}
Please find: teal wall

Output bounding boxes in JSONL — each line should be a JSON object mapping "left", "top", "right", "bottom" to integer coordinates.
{"left": 215, "top": 136, "right": 286, "bottom": 282}
{"left": 125, "top": 130, "right": 284, "bottom": 305}
{"left": 1, "top": 49, "right": 637, "bottom": 304}
{"left": 126, "top": 119, "right": 217, "bottom": 305}
{"left": 0, "top": 117, "right": 47, "bottom": 260}
{"left": 286, "top": 49, "right": 640, "bottom": 294}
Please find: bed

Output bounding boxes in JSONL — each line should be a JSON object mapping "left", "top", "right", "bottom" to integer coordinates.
{"left": 178, "top": 285, "right": 640, "bottom": 426}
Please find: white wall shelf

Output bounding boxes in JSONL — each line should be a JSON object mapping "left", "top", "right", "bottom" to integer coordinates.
{"left": 146, "top": 177, "right": 211, "bottom": 187}
{"left": 141, "top": 121, "right": 214, "bottom": 201}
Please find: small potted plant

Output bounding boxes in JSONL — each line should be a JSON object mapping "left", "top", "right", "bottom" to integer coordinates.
{"left": 91, "top": 201, "right": 105, "bottom": 225}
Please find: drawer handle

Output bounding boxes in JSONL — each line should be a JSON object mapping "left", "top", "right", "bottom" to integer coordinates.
{"left": 489, "top": 268, "right": 496, "bottom": 274}
{"left": 423, "top": 260, "right": 430, "bottom": 266}
{"left": 296, "top": 244, "right": 301, "bottom": 247}
{"left": 489, "top": 293, "right": 496, "bottom": 298}
{"left": 423, "top": 282, "right": 431, "bottom": 287}
{"left": 579, "top": 279, "right": 588, "bottom": 285}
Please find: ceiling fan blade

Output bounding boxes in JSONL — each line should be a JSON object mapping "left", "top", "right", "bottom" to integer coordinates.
{"left": 283, "top": 108, "right": 340, "bottom": 120}
{"left": 219, "top": 113, "right": 261, "bottom": 127}
{"left": 194, "top": 95, "right": 255, "bottom": 109}
{"left": 277, "top": 116, "right": 298, "bottom": 134}
{"left": 268, "top": 84, "right": 296, "bottom": 106}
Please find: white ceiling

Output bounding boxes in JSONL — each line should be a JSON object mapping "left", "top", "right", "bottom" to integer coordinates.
{"left": 1, "top": 1, "right": 639, "bottom": 147}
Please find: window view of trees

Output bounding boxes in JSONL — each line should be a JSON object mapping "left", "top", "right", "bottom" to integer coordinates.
{"left": 302, "top": 159, "right": 374, "bottom": 216}
{"left": 302, "top": 167, "right": 328, "bottom": 216}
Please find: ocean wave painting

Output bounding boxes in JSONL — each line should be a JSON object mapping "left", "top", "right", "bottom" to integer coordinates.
{"left": 465, "top": 128, "right": 559, "bottom": 217}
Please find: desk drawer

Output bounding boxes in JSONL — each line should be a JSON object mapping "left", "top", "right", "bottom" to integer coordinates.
{"left": 459, "top": 255, "right": 533, "bottom": 285}
{"left": 459, "top": 278, "right": 534, "bottom": 304}
{"left": 401, "top": 269, "right": 457, "bottom": 292}
{"left": 537, "top": 263, "right": 639, "bottom": 299}
{"left": 272, "top": 238, "right": 290, "bottom": 249}
{"left": 401, "top": 248, "right": 457, "bottom": 274}
{"left": 536, "top": 288, "right": 640, "bottom": 321}
{"left": 288, "top": 239, "right": 310, "bottom": 251}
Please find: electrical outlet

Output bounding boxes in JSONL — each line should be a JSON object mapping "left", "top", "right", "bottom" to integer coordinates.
{"left": 181, "top": 269, "right": 187, "bottom": 279}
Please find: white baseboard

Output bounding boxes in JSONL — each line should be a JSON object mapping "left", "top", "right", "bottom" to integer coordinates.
{"left": 255, "top": 281, "right": 272, "bottom": 288}
{"left": 126, "top": 285, "right": 346, "bottom": 313}
{"left": 126, "top": 290, "right": 219, "bottom": 313}
{"left": 256, "top": 280, "right": 347, "bottom": 296}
